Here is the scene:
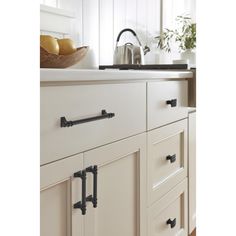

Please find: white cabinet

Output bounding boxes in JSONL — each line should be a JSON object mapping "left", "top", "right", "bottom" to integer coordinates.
{"left": 41, "top": 134, "right": 147, "bottom": 236}
{"left": 188, "top": 111, "right": 196, "bottom": 234}
{"left": 148, "top": 178, "right": 188, "bottom": 236}
{"left": 83, "top": 134, "right": 147, "bottom": 236}
{"left": 147, "top": 119, "right": 188, "bottom": 205}
{"left": 40, "top": 77, "right": 195, "bottom": 236}
{"left": 147, "top": 81, "right": 188, "bottom": 130}
{"left": 40, "top": 153, "right": 84, "bottom": 236}
{"left": 41, "top": 83, "right": 146, "bottom": 165}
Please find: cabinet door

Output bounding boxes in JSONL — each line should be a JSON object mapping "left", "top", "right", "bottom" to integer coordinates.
{"left": 83, "top": 134, "right": 147, "bottom": 236}
{"left": 147, "top": 119, "right": 188, "bottom": 205}
{"left": 40, "top": 154, "right": 84, "bottom": 236}
{"left": 188, "top": 112, "right": 196, "bottom": 233}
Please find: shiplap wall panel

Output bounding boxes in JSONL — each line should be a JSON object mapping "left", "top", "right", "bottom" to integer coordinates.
{"left": 82, "top": 0, "right": 100, "bottom": 68}
{"left": 126, "top": 0, "right": 137, "bottom": 35}
{"left": 145, "top": 0, "right": 161, "bottom": 64}
{"left": 99, "top": 0, "right": 114, "bottom": 64}
{"left": 136, "top": 0, "right": 147, "bottom": 45}
{"left": 40, "top": 0, "right": 195, "bottom": 67}
{"left": 113, "top": 0, "right": 127, "bottom": 46}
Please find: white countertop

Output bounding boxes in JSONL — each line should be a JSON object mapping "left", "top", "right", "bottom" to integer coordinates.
{"left": 40, "top": 68, "right": 193, "bottom": 84}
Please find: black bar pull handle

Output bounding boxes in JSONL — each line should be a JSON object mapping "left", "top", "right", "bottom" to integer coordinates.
{"left": 166, "top": 218, "right": 176, "bottom": 228}
{"left": 166, "top": 99, "right": 177, "bottom": 107}
{"left": 166, "top": 154, "right": 176, "bottom": 163}
{"left": 61, "top": 110, "right": 115, "bottom": 128}
{"left": 86, "top": 165, "right": 98, "bottom": 208}
{"left": 73, "top": 170, "right": 87, "bottom": 215}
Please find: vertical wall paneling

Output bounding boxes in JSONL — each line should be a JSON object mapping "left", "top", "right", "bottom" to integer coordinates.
{"left": 136, "top": 0, "right": 147, "bottom": 47}
{"left": 70, "top": 0, "right": 83, "bottom": 47}
{"left": 145, "top": 0, "right": 161, "bottom": 64}
{"left": 40, "top": 0, "right": 196, "bottom": 67}
{"left": 125, "top": 0, "right": 137, "bottom": 45}
{"left": 82, "top": 0, "right": 100, "bottom": 68}
{"left": 113, "top": 0, "right": 127, "bottom": 46}
{"left": 99, "top": 0, "right": 114, "bottom": 64}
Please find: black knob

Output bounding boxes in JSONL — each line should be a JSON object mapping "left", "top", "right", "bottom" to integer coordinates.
{"left": 166, "top": 99, "right": 177, "bottom": 107}
{"left": 166, "top": 218, "right": 176, "bottom": 228}
{"left": 166, "top": 154, "right": 176, "bottom": 163}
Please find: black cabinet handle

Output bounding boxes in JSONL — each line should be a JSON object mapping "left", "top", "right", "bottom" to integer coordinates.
{"left": 61, "top": 110, "right": 115, "bottom": 127}
{"left": 166, "top": 154, "right": 176, "bottom": 163}
{"left": 166, "top": 218, "right": 176, "bottom": 228}
{"left": 166, "top": 99, "right": 177, "bottom": 107}
{"left": 86, "top": 165, "right": 98, "bottom": 208}
{"left": 73, "top": 170, "right": 87, "bottom": 215}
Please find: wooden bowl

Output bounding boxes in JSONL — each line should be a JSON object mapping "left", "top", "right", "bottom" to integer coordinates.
{"left": 40, "top": 46, "right": 89, "bottom": 68}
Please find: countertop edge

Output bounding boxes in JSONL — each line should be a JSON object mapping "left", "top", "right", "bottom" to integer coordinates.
{"left": 40, "top": 69, "right": 193, "bottom": 85}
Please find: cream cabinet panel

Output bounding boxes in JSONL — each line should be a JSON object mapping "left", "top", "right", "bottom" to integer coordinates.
{"left": 148, "top": 119, "right": 188, "bottom": 205}
{"left": 83, "top": 134, "right": 147, "bottom": 236}
{"left": 188, "top": 112, "right": 196, "bottom": 234}
{"left": 40, "top": 153, "right": 84, "bottom": 236}
{"left": 147, "top": 81, "right": 188, "bottom": 130}
{"left": 41, "top": 83, "right": 146, "bottom": 165}
{"left": 148, "top": 178, "right": 188, "bottom": 236}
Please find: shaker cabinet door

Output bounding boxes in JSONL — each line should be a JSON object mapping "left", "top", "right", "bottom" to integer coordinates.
{"left": 83, "top": 134, "right": 147, "bottom": 236}
{"left": 147, "top": 119, "right": 188, "bottom": 205}
{"left": 40, "top": 153, "right": 84, "bottom": 236}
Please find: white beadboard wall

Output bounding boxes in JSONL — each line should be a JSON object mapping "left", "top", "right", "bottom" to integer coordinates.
{"left": 40, "top": 0, "right": 196, "bottom": 68}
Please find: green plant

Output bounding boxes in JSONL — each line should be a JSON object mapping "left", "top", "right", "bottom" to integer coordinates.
{"left": 155, "top": 15, "right": 196, "bottom": 53}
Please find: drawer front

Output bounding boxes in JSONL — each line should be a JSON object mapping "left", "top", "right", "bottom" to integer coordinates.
{"left": 148, "top": 119, "right": 187, "bottom": 205}
{"left": 147, "top": 81, "right": 188, "bottom": 130}
{"left": 148, "top": 178, "right": 188, "bottom": 236}
{"left": 41, "top": 83, "right": 146, "bottom": 165}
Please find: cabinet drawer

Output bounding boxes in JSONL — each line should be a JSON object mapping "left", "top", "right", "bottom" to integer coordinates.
{"left": 148, "top": 119, "right": 187, "bottom": 205}
{"left": 148, "top": 178, "right": 188, "bottom": 236}
{"left": 41, "top": 83, "right": 146, "bottom": 165}
{"left": 147, "top": 81, "right": 188, "bottom": 130}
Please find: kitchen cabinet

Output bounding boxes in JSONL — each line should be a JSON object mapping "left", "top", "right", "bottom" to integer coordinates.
{"left": 147, "top": 119, "right": 188, "bottom": 205}
{"left": 83, "top": 134, "right": 147, "bottom": 236}
{"left": 40, "top": 70, "right": 195, "bottom": 236}
{"left": 40, "top": 153, "right": 84, "bottom": 236}
{"left": 40, "top": 133, "right": 146, "bottom": 236}
{"left": 188, "top": 111, "right": 196, "bottom": 234}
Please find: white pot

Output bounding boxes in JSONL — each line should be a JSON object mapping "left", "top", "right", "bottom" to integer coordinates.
{"left": 181, "top": 49, "right": 196, "bottom": 66}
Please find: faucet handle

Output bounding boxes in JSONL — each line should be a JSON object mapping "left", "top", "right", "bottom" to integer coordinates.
{"left": 143, "top": 45, "right": 150, "bottom": 55}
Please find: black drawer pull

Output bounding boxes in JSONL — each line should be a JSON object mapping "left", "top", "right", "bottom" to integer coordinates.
{"left": 166, "top": 154, "right": 176, "bottom": 163}
{"left": 166, "top": 218, "right": 176, "bottom": 228}
{"left": 166, "top": 99, "right": 177, "bottom": 107}
{"left": 73, "top": 170, "right": 87, "bottom": 215}
{"left": 86, "top": 165, "right": 98, "bottom": 208}
{"left": 61, "top": 110, "right": 115, "bottom": 127}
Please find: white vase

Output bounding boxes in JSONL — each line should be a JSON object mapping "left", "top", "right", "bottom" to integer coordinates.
{"left": 181, "top": 49, "right": 196, "bottom": 66}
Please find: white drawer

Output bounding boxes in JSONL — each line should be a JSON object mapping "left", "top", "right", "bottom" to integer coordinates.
{"left": 148, "top": 178, "right": 188, "bottom": 236}
{"left": 147, "top": 80, "right": 188, "bottom": 130}
{"left": 147, "top": 119, "right": 187, "bottom": 205}
{"left": 41, "top": 83, "right": 146, "bottom": 165}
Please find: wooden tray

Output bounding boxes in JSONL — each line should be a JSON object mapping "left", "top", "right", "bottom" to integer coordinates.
{"left": 40, "top": 46, "right": 89, "bottom": 68}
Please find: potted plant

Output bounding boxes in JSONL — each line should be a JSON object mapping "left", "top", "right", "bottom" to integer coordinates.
{"left": 155, "top": 15, "right": 196, "bottom": 64}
